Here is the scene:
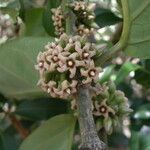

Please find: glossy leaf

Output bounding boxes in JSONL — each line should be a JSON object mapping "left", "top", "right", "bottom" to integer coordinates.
{"left": 19, "top": 114, "right": 76, "bottom": 150}
{"left": 115, "top": 62, "right": 141, "bottom": 85}
{"left": 6, "top": 0, "right": 34, "bottom": 9}
{"left": 130, "top": 130, "right": 140, "bottom": 150}
{"left": 25, "top": 8, "right": 48, "bottom": 36}
{"left": 130, "top": 126, "right": 150, "bottom": 150}
{"left": 15, "top": 98, "right": 68, "bottom": 120}
{"left": 139, "top": 126, "right": 150, "bottom": 150}
{"left": 6, "top": 0, "right": 20, "bottom": 9}
{"left": 108, "top": 132, "right": 128, "bottom": 148}
{"left": 134, "top": 110, "right": 150, "bottom": 120}
{"left": 125, "top": 1, "right": 150, "bottom": 59}
{"left": 95, "top": 8, "right": 122, "bottom": 28}
{"left": 133, "top": 103, "right": 150, "bottom": 120}
{"left": 0, "top": 37, "right": 53, "bottom": 99}
{"left": 99, "top": 65, "right": 115, "bottom": 83}
{"left": 135, "top": 60, "right": 150, "bottom": 88}
{"left": 0, "top": 131, "right": 19, "bottom": 150}
{"left": 43, "top": 0, "right": 61, "bottom": 36}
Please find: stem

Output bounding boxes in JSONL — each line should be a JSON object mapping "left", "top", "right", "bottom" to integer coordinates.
{"left": 8, "top": 115, "right": 29, "bottom": 139}
{"left": 63, "top": 1, "right": 106, "bottom": 149}
{"left": 62, "top": 0, "right": 74, "bottom": 35}
{"left": 110, "top": 22, "right": 123, "bottom": 45}
{"left": 76, "top": 85, "right": 106, "bottom": 150}
{"left": 96, "top": 0, "right": 130, "bottom": 66}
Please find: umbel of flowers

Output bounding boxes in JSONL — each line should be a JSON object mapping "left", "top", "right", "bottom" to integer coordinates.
{"left": 51, "top": 6, "right": 65, "bottom": 36}
{"left": 0, "top": 12, "right": 15, "bottom": 44}
{"left": 35, "top": 33, "right": 102, "bottom": 99}
{"left": 69, "top": 1, "right": 96, "bottom": 36}
{"left": 93, "top": 81, "right": 132, "bottom": 134}
{"left": 70, "top": 81, "right": 132, "bottom": 134}
{"left": 71, "top": 81, "right": 132, "bottom": 134}
{"left": 51, "top": 2, "right": 96, "bottom": 37}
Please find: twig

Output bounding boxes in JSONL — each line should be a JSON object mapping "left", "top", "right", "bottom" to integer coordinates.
{"left": 63, "top": 0, "right": 107, "bottom": 149}
{"left": 8, "top": 115, "right": 29, "bottom": 139}
{"left": 76, "top": 85, "right": 106, "bottom": 150}
{"left": 96, "top": 0, "right": 130, "bottom": 66}
{"left": 62, "top": 0, "right": 74, "bottom": 35}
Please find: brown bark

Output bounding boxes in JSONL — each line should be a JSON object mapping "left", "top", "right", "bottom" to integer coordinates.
{"left": 76, "top": 85, "right": 106, "bottom": 150}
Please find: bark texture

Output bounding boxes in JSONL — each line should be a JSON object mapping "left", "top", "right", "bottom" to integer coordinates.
{"left": 76, "top": 85, "right": 106, "bottom": 150}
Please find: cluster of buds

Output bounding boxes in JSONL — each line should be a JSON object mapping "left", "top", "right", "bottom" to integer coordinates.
{"left": 69, "top": 1, "right": 96, "bottom": 36}
{"left": 92, "top": 81, "right": 132, "bottom": 134}
{"left": 71, "top": 81, "right": 132, "bottom": 134}
{"left": 0, "top": 12, "right": 15, "bottom": 44}
{"left": 51, "top": 6, "right": 65, "bottom": 36}
{"left": 35, "top": 33, "right": 102, "bottom": 99}
{"left": 76, "top": 24, "right": 94, "bottom": 36}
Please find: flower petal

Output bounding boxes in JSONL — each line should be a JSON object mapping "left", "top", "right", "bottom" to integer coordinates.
{"left": 69, "top": 67, "right": 76, "bottom": 78}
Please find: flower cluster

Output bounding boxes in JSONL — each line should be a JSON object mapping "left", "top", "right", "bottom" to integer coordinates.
{"left": 0, "top": 12, "right": 15, "bottom": 44}
{"left": 71, "top": 81, "right": 132, "bottom": 134}
{"left": 51, "top": 6, "right": 65, "bottom": 36}
{"left": 35, "top": 33, "right": 102, "bottom": 99}
{"left": 76, "top": 24, "right": 94, "bottom": 36}
{"left": 69, "top": 1, "right": 96, "bottom": 36}
{"left": 93, "top": 81, "right": 132, "bottom": 134}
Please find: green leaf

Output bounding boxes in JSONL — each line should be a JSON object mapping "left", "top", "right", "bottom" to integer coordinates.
{"left": 25, "top": 8, "right": 48, "bottom": 36}
{"left": 130, "top": 127, "right": 150, "bottom": 150}
{"left": 115, "top": 62, "right": 141, "bottom": 85}
{"left": 135, "top": 70, "right": 150, "bottom": 88}
{"left": 6, "top": 0, "right": 20, "bottom": 9}
{"left": 134, "top": 103, "right": 150, "bottom": 120}
{"left": 0, "top": 131, "right": 19, "bottom": 150}
{"left": 0, "top": 37, "right": 53, "bottom": 99}
{"left": 135, "top": 60, "right": 150, "bottom": 88}
{"left": 19, "top": 114, "right": 76, "bottom": 150}
{"left": 125, "top": 1, "right": 150, "bottom": 58}
{"left": 134, "top": 110, "right": 150, "bottom": 120}
{"left": 42, "top": 0, "right": 61, "bottom": 37}
{"left": 15, "top": 98, "right": 68, "bottom": 120}
{"left": 130, "top": 130, "right": 140, "bottom": 150}
{"left": 95, "top": 8, "right": 122, "bottom": 28}
{"left": 6, "top": 0, "right": 34, "bottom": 11}
{"left": 108, "top": 132, "right": 128, "bottom": 148}
{"left": 99, "top": 65, "right": 115, "bottom": 83}
{"left": 139, "top": 127, "right": 150, "bottom": 150}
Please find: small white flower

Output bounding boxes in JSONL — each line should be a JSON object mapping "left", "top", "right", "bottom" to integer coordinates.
{"left": 55, "top": 80, "right": 78, "bottom": 99}
{"left": 37, "top": 79, "right": 59, "bottom": 98}
{"left": 58, "top": 52, "right": 85, "bottom": 78}
{"left": 87, "top": 3, "right": 96, "bottom": 12}
{"left": 51, "top": 6, "right": 65, "bottom": 36}
{"left": 93, "top": 99, "right": 115, "bottom": 118}
{"left": 80, "top": 60, "right": 102, "bottom": 84}
{"left": 75, "top": 41, "right": 96, "bottom": 62}
{"left": 35, "top": 52, "right": 49, "bottom": 75}
{"left": 76, "top": 24, "right": 94, "bottom": 36}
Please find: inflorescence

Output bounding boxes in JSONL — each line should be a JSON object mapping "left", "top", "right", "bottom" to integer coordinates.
{"left": 51, "top": 1, "right": 96, "bottom": 37}
{"left": 35, "top": 1, "right": 132, "bottom": 135}
{"left": 51, "top": 6, "right": 65, "bottom": 36}
{"left": 35, "top": 33, "right": 102, "bottom": 99}
{"left": 93, "top": 81, "right": 132, "bottom": 134}
{"left": 71, "top": 81, "right": 132, "bottom": 134}
{"left": 69, "top": 1, "right": 96, "bottom": 36}
{"left": 0, "top": 12, "right": 15, "bottom": 44}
